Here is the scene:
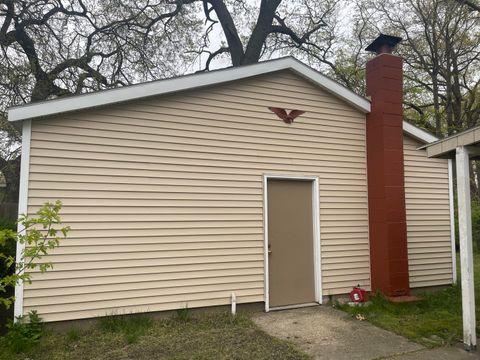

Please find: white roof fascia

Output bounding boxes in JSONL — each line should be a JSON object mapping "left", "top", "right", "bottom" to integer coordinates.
{"left": 403, "top": 121, "right": 438, "bottom": 144}
{"left": 287, "top": 60, "right": 371, "bottom": 113}
{"left": 8, "top": 57, "right": 371, "bottom": 122}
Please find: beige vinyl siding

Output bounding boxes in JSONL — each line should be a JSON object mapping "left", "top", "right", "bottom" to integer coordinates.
{"left": 24, "top": 70, "right": 370, "bottom": 322}
{"left": 403, "top": 135, "right": 453, "bottom": 288}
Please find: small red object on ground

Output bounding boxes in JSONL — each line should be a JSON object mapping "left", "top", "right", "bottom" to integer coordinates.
{"left": 349, "top": 286, "right": 367, "bottom": 303}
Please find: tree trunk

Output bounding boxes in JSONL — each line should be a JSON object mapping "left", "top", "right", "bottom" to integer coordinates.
{"left": 431, "top": 73, "right": 443, "bottom": 136}
{"left": 209, "top": 0, "right": 245, "bottom": 66}
{"left": 242, "top": 0, "right": 282, "bottom": 65}
{"left": 31, "top": 78, "right": 55, "bottom": 102}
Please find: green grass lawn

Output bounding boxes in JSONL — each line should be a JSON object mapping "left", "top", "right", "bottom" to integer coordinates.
{"left": 337, "top": 252, "right": 480, "bottom": 347}
{"left": 0, "top": 311, "right": 308, "bottom": 360}
{"left": 1, "top": 254, "right": 476, "bottom": 357}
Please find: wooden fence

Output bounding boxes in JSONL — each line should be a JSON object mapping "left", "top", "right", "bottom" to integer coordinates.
{"left": 0, "top": 202, "right": 18, "bottom": 221}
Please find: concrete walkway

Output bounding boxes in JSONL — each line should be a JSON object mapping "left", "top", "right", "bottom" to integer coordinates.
{"left": 252, "top": 306, "right": 479, "bottom": 360}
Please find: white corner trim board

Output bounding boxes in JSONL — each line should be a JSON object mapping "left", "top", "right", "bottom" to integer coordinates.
{"left": 448, "top": 159, "right": 457, "bottom": 284}
{"left": 8, "top": 57, "right": 371, "bottom": 122}
{"left": 14, "top": 119, "right": 32, "bottom": 320}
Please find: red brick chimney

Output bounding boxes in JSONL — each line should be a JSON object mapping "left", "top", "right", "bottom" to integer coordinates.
{"left": 365, "top": 34, "right": 410, "bottom": 297}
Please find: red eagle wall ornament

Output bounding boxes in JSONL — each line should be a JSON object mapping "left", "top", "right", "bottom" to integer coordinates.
{"left": 268, "top": 107, "right": 306, "bottom": 124}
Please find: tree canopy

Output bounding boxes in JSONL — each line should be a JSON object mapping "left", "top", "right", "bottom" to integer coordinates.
{"left": 0, "top": 0, "right": 480, "bottom": 202}
{"left": 1, "top": 0, "right": 479, "bottom": 131}
{"left": 0, "top": 0, "right": 339, "bottom": 104}
{"left": 329, "top": 0, "right": 480, "bottom": 137}
{"left": 0, "top": 0, "right": 205, "bottom": 103}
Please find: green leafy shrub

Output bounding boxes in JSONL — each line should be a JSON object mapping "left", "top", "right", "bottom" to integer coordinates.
{"left": 453, "top": 198, "right": 480, "bottom": 250}
{"left": 0, "top": 229, "right": 15, "bottom": 281}
{"left": 0, "top": 228, "right": 15, "bottom": 334}
{"left": 0, "top": 218, "right": 16, "bottom": 231}
{"left": 471, "top": 200, "right": 480, "bottom": 250}
{"left": 0, "top": 217, "right": 16, "bottom": 284}
{"left": 0, "top": 200, "right": 70, "bottom": 309}
{"left": 4, "top": 310, "right": 43, "bottom": 353}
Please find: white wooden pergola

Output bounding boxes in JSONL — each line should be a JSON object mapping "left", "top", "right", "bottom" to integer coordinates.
{"left": 426, "top": 127, "right": 480, "bottom": 351}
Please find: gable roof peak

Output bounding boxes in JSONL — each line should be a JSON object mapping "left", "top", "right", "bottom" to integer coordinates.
{"left": 8, "top": 57, "right": 371, "bottom": 122}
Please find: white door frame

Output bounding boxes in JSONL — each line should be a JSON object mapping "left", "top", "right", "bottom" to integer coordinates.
{"left": 262, "top": 174, "right": 322, "bottom": 312}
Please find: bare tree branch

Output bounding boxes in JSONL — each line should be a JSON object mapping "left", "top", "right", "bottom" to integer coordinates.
{"left": 196, "top": 47, "right": 230, "bottom": 72}
{"left": 456, "top": 0, "right": 480, "bottom": 12}
{"left": 270, "top": 14, "right": 326, "bottom": 46}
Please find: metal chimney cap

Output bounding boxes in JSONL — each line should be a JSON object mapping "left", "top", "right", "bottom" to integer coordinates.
{"left": 365, "top": 34, "right": 402, "bottom": 55}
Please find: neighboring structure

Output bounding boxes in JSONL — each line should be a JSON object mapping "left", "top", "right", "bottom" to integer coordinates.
{"left": 8, "top": 36, "right": 455, "bottom": 323}
{"left": 425, "top": 128, "right": 480, "bottom": 351}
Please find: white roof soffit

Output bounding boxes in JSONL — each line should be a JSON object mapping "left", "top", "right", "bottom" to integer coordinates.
{"left": 403, "top": 121, "right": 438, "bottom": 144}
{"left": 8, "top": 57, "right": 371, "bottom": 122}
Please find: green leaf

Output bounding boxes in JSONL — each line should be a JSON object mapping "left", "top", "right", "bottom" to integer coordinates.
{"left": 1, "top": 201, "right": 69, "bottom": 309}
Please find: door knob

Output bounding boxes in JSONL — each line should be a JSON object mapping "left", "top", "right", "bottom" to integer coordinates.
{"left": 268, "top": 243, "right": 272, "bottom": 255}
